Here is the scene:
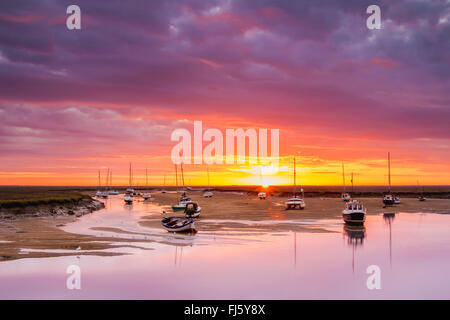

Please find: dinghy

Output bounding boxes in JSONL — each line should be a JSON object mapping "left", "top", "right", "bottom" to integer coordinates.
{"left": 161, "top": 217, "right": 195, "bottom": 232}
{"left": 142, "top": 193, "right": 151, "bottom": 200}
{"left": 184, "top": 201, "right": 201, "bottom": 218}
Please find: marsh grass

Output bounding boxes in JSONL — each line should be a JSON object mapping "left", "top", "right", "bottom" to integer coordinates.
{"left": 0, "top": 187, "right": 90, "bottom": 209}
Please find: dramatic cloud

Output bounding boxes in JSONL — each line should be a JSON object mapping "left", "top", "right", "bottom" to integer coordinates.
{"left": 0, "top": 0, "right": 449, "bottom": 184}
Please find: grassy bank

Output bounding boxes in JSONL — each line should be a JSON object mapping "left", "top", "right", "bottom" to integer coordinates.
{"left": 0, "top": 187, "right": 91, "bottom": 209}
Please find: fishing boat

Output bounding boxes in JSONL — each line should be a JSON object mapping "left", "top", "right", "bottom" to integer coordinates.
{"left": 342, "top": 200, "right": 366, "bottom": 226}
{"left": 203, "top": 168, "right": 214, "bottom": 198}
{"left": 285, "top": 157, "right": 306, "bottom": 210}
{"left": 161, "top": 217, "right": 195, "bottom": 233}
{"left": 124, "top": 194, "right": 133, "bottom": 204}
{"left": 184, "top": 201, "right": 201, "bottom": 218}
{"left": 341, "top": 163, "right": 351, "bottom": 202}
{"left": 383, "top": 152, "right": 396, "bottom": 206}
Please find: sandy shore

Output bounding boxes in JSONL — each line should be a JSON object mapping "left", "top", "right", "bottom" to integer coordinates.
{"left": 1, "top": 191, "right": 449, "bottom": 262}
{"left": 140, "top": 191, "right": 450, "bottom": 233}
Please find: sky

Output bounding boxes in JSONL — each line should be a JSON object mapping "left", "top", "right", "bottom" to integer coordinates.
{"left": 0, "top": 0, "right": 449, "bottom": 186}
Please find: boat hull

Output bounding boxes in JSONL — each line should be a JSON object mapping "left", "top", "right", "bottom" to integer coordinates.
{"left": 161, "top": 217, "right": 195, "bottom": 232}
{"left": 342, "top": 211, "right": 366, "bottom": 226}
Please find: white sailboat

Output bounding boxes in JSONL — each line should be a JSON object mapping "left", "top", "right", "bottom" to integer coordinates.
{"left": 383, "top": 152, "right": 398, "bottom": 205}
{"left": 108, "top": 169, "right": 119, "bottom": 195}
{"left": 95, "top": 170, "right": 102, "bottom": 197}
{"left": 142, "top": 168, "right": 151, "bottom": 200}
{"left": 101, "top": 168, "right": 109, "bottom": 198}
{"left": 161, "top": 174, "right": 167, "bottom": 193}
{"left": 124, "top": 162, "right": 134, "bottom": 204}
{"left": 203, "top": 167, "right": 213, "bottom": 198}
{"left": 341, "top": 163, "right": 351, "bottom": 202}
{"left": 257, "top": 166, "right": 267, "bottom": 200}
{"left": 285, "top": 157, "right": 305, "bottom": 210}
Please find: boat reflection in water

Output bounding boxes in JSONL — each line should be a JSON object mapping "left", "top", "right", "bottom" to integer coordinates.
{"left": 383, "top": 212, "right": 396, "bottom": 267}
{"left": 343, "top": 225, "right": 366, "bottom": 273}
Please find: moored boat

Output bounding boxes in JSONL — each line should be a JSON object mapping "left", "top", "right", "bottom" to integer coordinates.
{"left": 342, "top": 200, "right": 366, "bottom": 226}
{"left": 285, "top": 157, "right": 306, "bottom": 210}
{"left": 258, "top": 192, "right": 267, "bottom": 200}
{"left": 142, "top": 193, "right": 151, "bottom": 200}
{"left": 184, "top": 201, "right": 201, "bottom": 218}
{"left": 161, "top": 217, "right": 195, "bottom": 232}
{"left": 124, "top": 194, "right": 133, "bottom": 204}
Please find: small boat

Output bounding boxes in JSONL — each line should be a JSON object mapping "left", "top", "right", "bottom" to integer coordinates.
{"left": 161, "top": 217, "right": 195, "bottom": 232}
{"left": 184, "top": 201, "right": 201, "bottom": 218}
{"left": 341, "top": 193, "right": 351, "bottom": 202}
{"left": 142, "top": 193, "right": 151, "bottom": 200}
{"left": 95, "top": 190, "right": 102, "bottom": 197}
{"left": 101, "top": 191, "right": 108, "bottom": 199}
{"left": 126, "top": 188, "right": 134, "bottom": 194}
{"left": 383, "top": 193, "right": 395, "bottom": 206}
{"left": 124, "top": 194, "right": 133, "bottom": 204}
{"left": 203, "top": 191, "right": 213, "bottom": 198}
{"left": 108, "top": 190, "right": 119, "bottom": 195}
{"left": 172, "top": 196, "right": 192, "bottom": 211}
{"left": 342, "top": 200, "right": 366, "bottom": 226}
{"left": 419, "top": 195, "right": 426, "bottom": 201}
{"left": 161, "top": 189, "right": 167, "bottom": 194}
{"left": 258, "top": 192, "right": 267, "bottom": 200}
{"left": 285, "top": 196, "right": 305, "bottom": 210}
{"left": 285, "top": 157, "right": 306, "bottom": 210}
{"left": 394, "top": 196, "right": 401, "bottom": 204}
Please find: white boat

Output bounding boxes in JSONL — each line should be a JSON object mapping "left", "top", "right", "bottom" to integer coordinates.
{"left": 203, "top": 191, "right": 213, "bottom": 198}
{"left": 285, "top": 157, "right": 306, "bottom": 210}
{"left": 383, "top": 152, "right": 399, "bottom": 206}
{"left": 285, "top": 196, "right": 305, "bottom": 210}
{"left": 161, "top": 189, "right": 167, "bottom": 194}
{"left": 95, "top": 190, "right": 102, "bottom": 197}
{"left": 258, "top": 192, "right": 267, "bottom": 200}
{"left": 108, "top": 190, "right": 119, "bottom": 195}
{"left": 161, "top": 217, "right": 195, "bottom": 233}
{"left": 142, "top": 193, "right": 151, "bottom": 200}
{"left": 124, "top": 194, "right": 133, "bottom": 204}
{"left": 342, "top": 200, "right": 366, "bottom": 226}
{"left": 184, "top": 202, "right": 201, "bottom": 218}
{"left": 101, "top": 191, "right": 108, "bottom": 199}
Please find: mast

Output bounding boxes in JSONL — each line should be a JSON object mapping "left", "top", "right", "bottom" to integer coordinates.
{"left": 342, "top": 163, "right": 346, "bottom": 193}
{"left": 293, "top": 157, "right": 297, "bottom": 196}
{"left": 181, "top": 163, "right": 185, "bottom": 188}
{"left": 388, "top": 152, "right": 391, "bottom": 193}
{"left": 105, "top": 168, "right": 109, "bottom": 190}
{"left": 175, "top": 164, "right": 178, "bottom": 190}
{"left": 146, "top": 168, "right": 148, "bottom": 187}
{"left": 207, "top": 167, "right": 210, "bottom": 190}
{"left": 129, "top": 162, "right": 132, "bottom": 188}
{"left": 98, "top": 170, "right": 101, "bottom": 189}
{"left": 110, "top": 169, "right": 112, "bottom": 188}
{"left": 163, "top": 174, "right": 166, "bottom": 188}
{"left": 351, "top": 172, "right": 354, "bottom": 195}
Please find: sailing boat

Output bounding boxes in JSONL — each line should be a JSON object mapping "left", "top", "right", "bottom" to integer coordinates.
{"left": 257, "top": 167, "right": 267, "bottom": 200}
{"left": 172, "top": 164, "right": 192, "bottom": 211}
{"left": 341, "top": 163, "right": 351, "bottom": 202}
{"left": 95, "top": 170, "right": 102, "bottom": 197}
{"left": 203, "top": 167, "right": 213, "bottom": 198}
{"left": 101, "top": 168, "right": 109, "bottom": 198}
{"left": 383, "top": 152, "right": 396, "bottom": 206}
{"left": 285, "top": 157, "right": 305, "bottom": 210}
{"left": 124, "top": 162, "right": 134, "bottom": 204}
{"left": 108, "top": 169, "right": 119, "bottom": 195}
{"left": 142, "top": 168, "right": 151, "bottom": 200}
{"left": 417, "top": 180, "right": 426, "bottom": 201}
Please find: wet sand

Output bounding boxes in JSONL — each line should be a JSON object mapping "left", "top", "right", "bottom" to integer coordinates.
{"left": 1, "top": 191, "right": 449, "bottom": 261}
{"left": 140, "top": 191, "right": 450, "bottom": 233}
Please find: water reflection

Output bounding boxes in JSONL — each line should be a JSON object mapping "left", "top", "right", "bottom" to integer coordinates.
{"left": 383, "top": 212, "right": 396, "bottom": 267}
{"left": 343, "top": 225, "right": 366, "bottom": 273}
